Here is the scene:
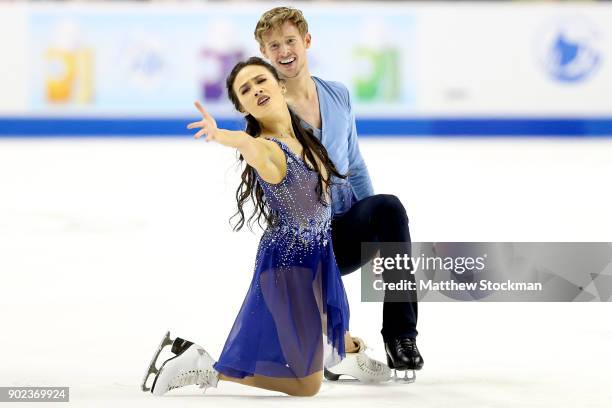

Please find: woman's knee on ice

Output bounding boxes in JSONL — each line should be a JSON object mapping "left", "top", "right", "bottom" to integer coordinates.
{"left": 287, "top": 373, "right": 322, "bottom": 397}
{"left": 292, "top": 381, "right": 321, "bottom": 397}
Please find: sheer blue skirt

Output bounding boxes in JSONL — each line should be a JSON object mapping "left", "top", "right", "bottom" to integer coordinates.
{"left": 213, "top": 227, "right": 350, "bottom": 379}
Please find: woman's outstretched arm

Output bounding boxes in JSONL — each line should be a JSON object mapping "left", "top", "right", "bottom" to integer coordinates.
{"left": 186, "top": 101, "right": 286, "bottom": 184}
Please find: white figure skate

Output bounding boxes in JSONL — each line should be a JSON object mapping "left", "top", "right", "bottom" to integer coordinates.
{"left": 141, "top": 331, "right": 219, "bottom": 395}
{"left": 324, "top": 337, "right": 392, "bottom": 383}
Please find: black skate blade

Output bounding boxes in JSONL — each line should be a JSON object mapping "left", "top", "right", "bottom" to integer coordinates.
{"left": 325, "top": 377, "right": 363, "bottom": 384}
{"left": 324, "top": 369, "right": 387, "bottom": 384}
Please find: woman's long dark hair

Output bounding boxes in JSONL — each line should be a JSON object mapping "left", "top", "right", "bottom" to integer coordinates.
{"left": 226, "top": 56, "right": 346, "bottom": 231}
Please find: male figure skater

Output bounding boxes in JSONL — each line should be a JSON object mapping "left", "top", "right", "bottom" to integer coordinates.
{"left": 253, "top": 7, "right": 423, "bottom": 382}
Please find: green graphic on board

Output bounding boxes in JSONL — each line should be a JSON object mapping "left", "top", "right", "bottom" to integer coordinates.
{"left": 353, "top": 47, "right": 400, "bottom": 102}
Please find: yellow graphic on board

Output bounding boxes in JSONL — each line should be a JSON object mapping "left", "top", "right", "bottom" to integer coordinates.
{"left": 45, "top": 48, "right": 93, "bottom": 104}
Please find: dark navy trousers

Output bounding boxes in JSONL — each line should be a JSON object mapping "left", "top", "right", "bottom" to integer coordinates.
{"left": 331, "top": 194, "right": 418, "bottom": 341}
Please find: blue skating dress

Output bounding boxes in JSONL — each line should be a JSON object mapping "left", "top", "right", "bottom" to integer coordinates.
{"left": 213, "top": 137, "right": 350, "bottom": 379}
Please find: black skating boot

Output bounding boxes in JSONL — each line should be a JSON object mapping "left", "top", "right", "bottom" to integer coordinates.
{"left": 384, "top": 337, "right": 423, "bottom": 382}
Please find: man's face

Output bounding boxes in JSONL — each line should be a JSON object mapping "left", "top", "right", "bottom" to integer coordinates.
{"left": 260, "top": 21, "right": 311, "bottom": 79}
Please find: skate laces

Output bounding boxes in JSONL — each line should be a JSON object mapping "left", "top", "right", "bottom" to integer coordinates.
{"left": 197, "top": 369, "right": 219, "bottom": 390}
{"left": 397, "top": 338, "right": 416, "bottom": 353}
{"left": 356, "top": 355, "right": 383, "bottom": 375}
{"left": 168, "top": 369, "right": 217, "bottom": 390}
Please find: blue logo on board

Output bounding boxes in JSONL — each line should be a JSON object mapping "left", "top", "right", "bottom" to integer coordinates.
{"left": 535, "top": 16, "right": 602, "bottom": 83}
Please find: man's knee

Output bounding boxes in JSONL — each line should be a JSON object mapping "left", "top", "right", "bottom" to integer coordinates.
{"left": 376, "top": 194, "right": 408, "bottom": 223}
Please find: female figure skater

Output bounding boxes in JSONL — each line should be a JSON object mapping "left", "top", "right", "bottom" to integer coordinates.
{"left": 142, "top": 56, "right": 350, "bottom": 397}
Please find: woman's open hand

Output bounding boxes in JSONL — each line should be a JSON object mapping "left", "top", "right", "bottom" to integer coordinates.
{"left": 187, "top": 101, "right": 246, "bottom": 148}
{"left": 187, "top": 101, "right": 220, "bottom": 142}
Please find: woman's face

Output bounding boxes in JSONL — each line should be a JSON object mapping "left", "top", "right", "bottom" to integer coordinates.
{"left": 233, "top": 64, "right": 286, "bottom": 119}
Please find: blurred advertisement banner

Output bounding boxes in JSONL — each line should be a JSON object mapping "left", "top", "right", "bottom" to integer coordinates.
{"left": 1, "top": 3, "right": 611, "bottom": 135}
{"left": 0, "top": 7, "right": 27, "bottom": 113}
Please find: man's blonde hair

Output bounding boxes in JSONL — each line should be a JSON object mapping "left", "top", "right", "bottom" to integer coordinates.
{"left": 254, "top": 7, "right": 309, "bottom": 47}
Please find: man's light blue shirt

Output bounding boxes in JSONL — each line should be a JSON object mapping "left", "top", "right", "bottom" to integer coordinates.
{"left": 297, "top": 76, "right": 374, "bottom": 217}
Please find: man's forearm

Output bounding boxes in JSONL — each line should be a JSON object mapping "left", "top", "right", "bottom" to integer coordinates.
{"left": 349, "top": 163, "right": 374, "bottom": 199}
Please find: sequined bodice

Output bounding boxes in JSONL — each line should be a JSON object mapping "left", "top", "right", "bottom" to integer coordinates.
{"left": 256, "top": 138, "right": 332, "bottom": 250}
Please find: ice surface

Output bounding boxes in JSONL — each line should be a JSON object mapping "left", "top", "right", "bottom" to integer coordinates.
{"left": 1, "top": 137, "right": 611, "bottom": 407}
